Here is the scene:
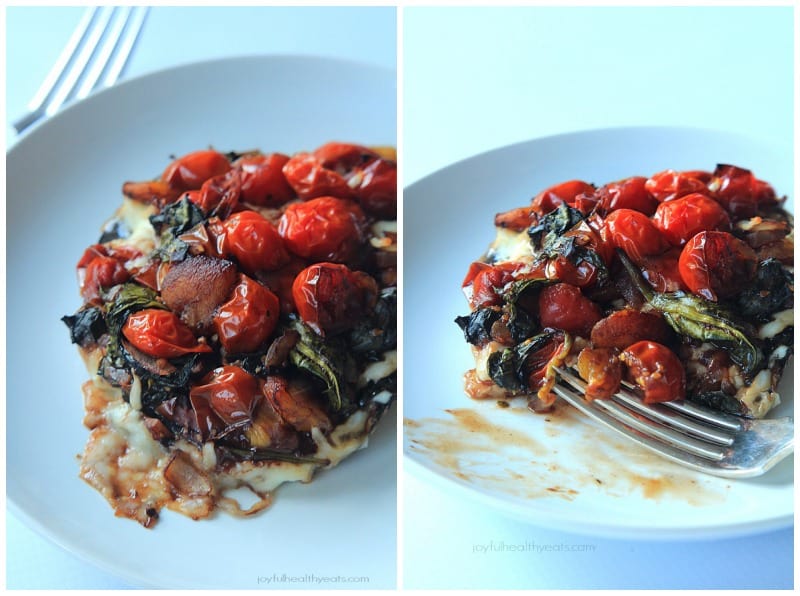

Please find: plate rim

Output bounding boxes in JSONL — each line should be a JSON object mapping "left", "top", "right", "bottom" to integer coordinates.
{"left": 6, "top": 53, "right": 397, "bottom": 589}
{"left": 402, "top": 125, "right": 794, "bottom": 540}
{"left": 8, "top": 52, "right": 396, "bottom": 153}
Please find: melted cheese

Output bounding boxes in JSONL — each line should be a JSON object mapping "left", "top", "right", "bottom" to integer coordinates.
{"left": 486, "top": 228, "right": 533, "bottom": 263}
{"left": 79, "top": 366, "right": 391, "bottom": 526}
{"left": 758, "top": 309, "right": 794, "bottom": 339}
{"left": 73, "top": 194, "right": 397, "bottom": 527}
{"left": 734, "top": 369, "right": 779, "bottom": 418}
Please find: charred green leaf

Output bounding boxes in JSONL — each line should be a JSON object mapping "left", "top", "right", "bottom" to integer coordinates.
{"left": 455, "top": 308, "right": 502, "bottom": 346}
{"left": 62, "top": 307, "right": 107, "bottom": 347}
{"left": 104, "top": 283, "right": 166, "bottom": 335}
{"left": 100, "top": 283, "right": 170, "bottom": 385}
{"left": 737, "top": 258, "right": 793, "bottom": 322}
{"left": 149, "top": 196, "right": 206, "bottom": 261}
{"left": 289, "top": 319, "right": 354, "bottom": 412}
{"left": 527, "top": 202, "right": 584, "bottom": 249}
{"left": 487, "top": 331, "right": 560, "bottom": 392}
{"left": 618, "top": 250, "right": 762, "bottom": 375}
{"left": 349, "top": 287, "right": 397, "bottom": 353}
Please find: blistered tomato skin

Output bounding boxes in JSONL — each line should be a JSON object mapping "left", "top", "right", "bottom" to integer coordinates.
{"left": 463, "top": 261, "right": 546, "bottom": 309}
{"left": 81, "top": 256, "right": 130, "bottom": 303}
{"left": 77, "top": 244, "right": 142, "bottom": 303}
{"left": 537, "top": 283, "right": 603, "bottom": 337}
{"left": 122, "top": 308, "right": 213, "bottom": 358}
{"left": 190, "top": 365, "right": 260, "bottom": 426}
{"left": 278, "top": 196, "right": 366, "bottom": 263}
{"left": 282, "top": 152, "right": 352, "bottom": 201}
{"left": 596, "top": 176, "right": 658, "bottom": 216}
{"left": 236, "top": 153, "right": 295, "bottom": 206}
{"left": 653, "top": 192, "right": 731, "bottom": 246}
{"left": 711, "top": 164, "right": 778, "bottom": 218}
{"left": 282, "top": 143, "right": 397, "bottom": 217}
{"left": 638, "top": 248, "right": 687, "bottom": 293}
{"left": 350, "top": 157, "right": 397, "bottom": 218}
{"left": 213, "top": 275, "right": 280, "bottom": 354}
{"left": 603, "top": 208, "right": 668, "bottom": 263}
{"left": 193, "top": 170, "right": 242, "bottom": 217}
{"left": 678, "top": 231, "right": 758, "bottom": 301}
{"left": 645, "top": 169, "right": 711, "bottom": 203}
{"left": 161, "top": 150, "right": 231, "bottom": 192}
{"left": 620, "top": 341, "right": 685, "bottom": 403}
{"left": 221, "top": 210, "right": 290, "bottom": 274}
{"left": 530, "top": 180, "right": 595, "bottom": 215}
{"left": 292, "top": 262, "right": 378, "bottom": 336}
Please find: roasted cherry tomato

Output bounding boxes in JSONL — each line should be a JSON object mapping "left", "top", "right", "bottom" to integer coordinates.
{"left": 81, "top": 257, "right": 129, "bottom": 302}
{"left": 283, "top": 143, "right": 397, "bottom": 217}
{"left": 544, "top": 256, "right": 601, "bottom": 288}
{"left": 638, "top": 248, "right": 687, "bottom": 293}
{"left": 652, "top": 192, "right": 731, "bottom": 246}
{"left": 278, "top": 196, "right": 366, "bottom": 263}
{"left": 190, "top": 365, "right": 260, "bottom": 426}
{"left": 161, "top": 150, "right": 231, "bottom": 192}
{"left": 258, "top": 256, "right": 310, "bottom": 315}
{"left": 710, "top": 164, "right": 778, "bottom": 218}
{"left": 77, "top": 244, "right": 141, "bottom": 303}
{"left": 603, "top": 208, "right": 668, "bottom": 262}
{"left": 590, "top": 309, "right": 672, "bottom": 350}
{"left": 537, "top": 282, "right": 602, "bottom": 337}
{"left": 311, "top": 142, "right": 397, "bottom": 217}
{"left": 122, "top": 308, "right": 212, "bottom": 358}
{"left": 221, "top": 210, "right": 290, "bottom": 274}
{"left": 596, "top": 176, "right": 658, "bottom": 216}
{"left": 213, "top": 275, "right": 280, "bottom": 353}
{"left": 282, "top": 151, "right": 352, "bottom": 200}
{"left": 678, "top": 231, "right": 757, "bottom": 301}
{"left": 189, "top": 170, "right": 241, "bottom": 217}
{"left": 576, "top": 346, "right": 622, "bottom": 400}
{"left": 292, "top": 262, "right": 378, "bottom": 336}
{"left": 620, "top": 340, "right": 685, "bottom": 403}
{"left": 235, "top": 153, "right": 295, "bottom": 206}
{"left": 530, "top": 180, "right": 595, "bottom": 216}
{"left": 645, "top": 169, "right": 711, "bottom": 203}
{"left": 462, "top": 261, "right": 546, "bottom": 309}
{"left": 494, "top": 205, "right": 539, "bottom": 232}
{"left": 565, "top": 215, "right": 616, "bottom": 265}
{"left": 535, "top": 215, "right": 613, "bottom": 288}
{"left": 518, "top": 330, "right": 570, "bottom": 401}
{"left": 352, "top": 157, "right": 397, "bottom": 217}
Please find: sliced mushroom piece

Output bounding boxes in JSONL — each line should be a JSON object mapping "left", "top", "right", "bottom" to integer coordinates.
{"left": 262, "top": 375, "right": 332, "bottom": 433}
{"left": 160, "top": 255, "right": 238, "bottom": 332}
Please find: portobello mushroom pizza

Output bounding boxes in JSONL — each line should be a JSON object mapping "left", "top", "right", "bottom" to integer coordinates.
{"left": 457, "top": 165, "right": 793, "bottom": 419}
{"left": 63, "top": 143, "right": 397, "bottom": 528}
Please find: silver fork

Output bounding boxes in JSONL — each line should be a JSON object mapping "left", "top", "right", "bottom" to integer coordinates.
{"left": 13, "top": 6, "right": 149, "bottom": 134}
{"left": 553, "top": 367, "right": 794, "bottom": 478}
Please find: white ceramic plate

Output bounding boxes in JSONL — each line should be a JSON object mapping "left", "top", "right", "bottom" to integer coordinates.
{"left": 403, "top": 127, "right": 793, "bottom": 540}
{"left": 7, "top": 56, "right": 397, "bottom": 589}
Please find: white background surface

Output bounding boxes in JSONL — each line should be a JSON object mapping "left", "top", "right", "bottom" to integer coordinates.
{"left": 4, "top": 3, "right": 796, "bottom": 591}
{"left": 402, "top": 5, "right": 794, "bottom": 590}
{"left": 5, "top": 6, "right": 396, "bottom": 590}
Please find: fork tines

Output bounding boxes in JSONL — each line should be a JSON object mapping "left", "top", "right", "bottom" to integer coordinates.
{"left": 552, "top": 367, "right": 793, "bottom": 478}
{"left": 14, "top": 6, "right": 149, "bottom": 134}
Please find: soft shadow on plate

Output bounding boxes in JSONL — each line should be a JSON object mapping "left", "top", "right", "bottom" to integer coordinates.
{"left": 7, "top": 55, "right": 397, "bottom": 589}
{"left": 403, "top": 127, "right": 793, "bottom": 540}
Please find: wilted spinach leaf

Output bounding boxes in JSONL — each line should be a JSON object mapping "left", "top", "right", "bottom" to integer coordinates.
{"left": 618, "top": 250, "right": 762, "bottom": 375}
{"left": 62, "top": 307, "right": 107, "bottom": 347}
